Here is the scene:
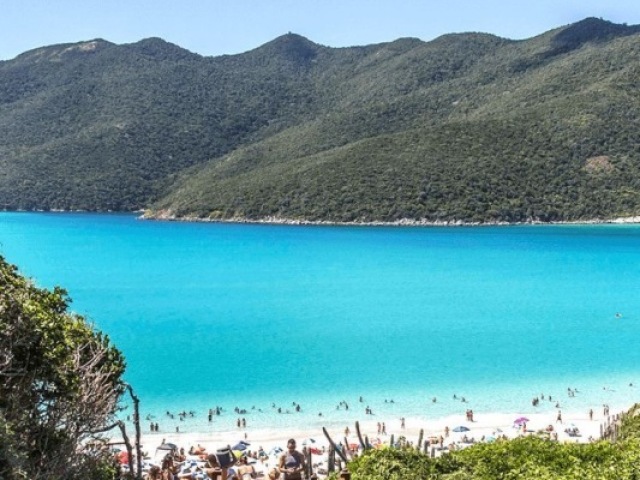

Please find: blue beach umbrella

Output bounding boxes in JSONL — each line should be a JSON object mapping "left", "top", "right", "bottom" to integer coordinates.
{"left": 452, "top": 426, "right": 470, "bottom": 432}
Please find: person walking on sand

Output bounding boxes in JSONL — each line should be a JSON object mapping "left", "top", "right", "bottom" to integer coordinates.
{"left": 279, "top": 439, "right": 305, "bottom": 480}
{"left": 556, "top": 410, "right": 562, "bottom": 424}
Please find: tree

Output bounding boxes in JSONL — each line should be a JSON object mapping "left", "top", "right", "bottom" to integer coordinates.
{"left": 0, "top": 255, "right": 126, "bottom": 479}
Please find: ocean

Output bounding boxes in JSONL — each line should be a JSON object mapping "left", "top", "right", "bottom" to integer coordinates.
{"left": 1, "top": 212, "right": 640, "bottom": 435}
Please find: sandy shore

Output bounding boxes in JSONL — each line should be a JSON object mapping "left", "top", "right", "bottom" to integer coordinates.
{"left": 112, "top": 405, "right": 625, "bottom": 471}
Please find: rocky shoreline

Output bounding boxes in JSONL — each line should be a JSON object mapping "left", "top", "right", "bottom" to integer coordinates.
{"left": 141, "top": 210, "right": 640, "bottom": 227}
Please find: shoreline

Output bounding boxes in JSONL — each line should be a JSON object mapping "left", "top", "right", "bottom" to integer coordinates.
{"left": 140, "top": 210, "right": 640, "bottom": 227}
{"left": 5, "top": 209, "right": 640, "bottom": 227}
{"left": 112, "top": 403, "right": 632, "bottom": 465}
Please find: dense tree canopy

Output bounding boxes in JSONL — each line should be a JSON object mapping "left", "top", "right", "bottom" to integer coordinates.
{"left": 0, "top": 256, "right": 126, "bottom": 479}
{"left": 1, "top": 18, "right": 640, "bottom": 223}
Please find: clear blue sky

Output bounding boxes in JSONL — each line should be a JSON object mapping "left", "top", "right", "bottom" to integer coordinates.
{"left": 2, "top": 0, "right": 639, "bottom": 61}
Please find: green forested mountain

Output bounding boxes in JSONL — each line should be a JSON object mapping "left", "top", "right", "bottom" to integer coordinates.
{"left": 1, "top": 17, "right": 640, "bottom": 223}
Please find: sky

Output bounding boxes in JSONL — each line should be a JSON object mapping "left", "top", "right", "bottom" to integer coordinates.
{"left": 1, "top": 0, "right": 640, "bottom": 61}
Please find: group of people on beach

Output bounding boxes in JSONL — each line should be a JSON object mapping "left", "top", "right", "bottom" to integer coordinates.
{"left": 143, "top": 438, "right": 307, "bottom": 480}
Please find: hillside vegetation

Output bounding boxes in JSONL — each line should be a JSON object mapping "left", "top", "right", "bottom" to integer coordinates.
{"left": 1, "top": 18, "right": 640, "bottom": 223}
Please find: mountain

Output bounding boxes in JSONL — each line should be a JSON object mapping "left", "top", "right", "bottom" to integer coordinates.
{"left": 1, "top": 18, "right": 640, "bottom": 223}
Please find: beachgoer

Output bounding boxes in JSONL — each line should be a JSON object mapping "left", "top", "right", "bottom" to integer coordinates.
{"left": 268, "top": 468, "right": 280, "bottom": 480}
{"left": 204, "top": 453, "right": 230, "bottom": 480}
{"left": 146, "top": 465, "right": 162, "bottom": 480}
{"left": 400, "top": 417, "right": 405, "bottom": 429}
{"left": 161, "top": 456, "right": 177, "bottom": 480}
{"left": 589, "top": 408, "right": 594, "bottom": 420}
{"left": 444, "top": 426, "right": 450, "bottom": 437}
{"left": 279, "top": 438, "right": 305, "bottom": 480}
{"left": 236, "top": 456, "right": 257, "bottom": 480}
{"left": 556, "top": 410, "right": 562, "bottom": 424}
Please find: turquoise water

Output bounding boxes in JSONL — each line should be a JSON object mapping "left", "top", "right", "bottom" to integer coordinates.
{"left": 1, "top": 212, "right": 640, "bottom": 433}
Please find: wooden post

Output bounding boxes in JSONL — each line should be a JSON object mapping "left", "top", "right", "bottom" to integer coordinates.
{"left": 126, "top": 384, "right": 143, "bottom": 480}
{"left": 304, "top": 446, "right": 312, "bottom": 478}
{"left": 328, "top": 445, "right": 335, "bottom": 473}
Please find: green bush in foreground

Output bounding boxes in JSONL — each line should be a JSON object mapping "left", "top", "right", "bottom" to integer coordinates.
{"left": 335, "top": 436, "right": 640, "bottom": 480}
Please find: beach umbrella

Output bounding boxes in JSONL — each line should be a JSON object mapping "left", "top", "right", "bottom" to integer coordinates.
{"left": 232, "top": 450, "right": 244, "bottom": 459}
{"left": 452, "top": 426, "right": 470, "bottom": 432}
{"left": 232, "top": 442, "right": 248, "bottom": 451}
{"left": 513, "top": 417, "right": 529, "bottom": 425}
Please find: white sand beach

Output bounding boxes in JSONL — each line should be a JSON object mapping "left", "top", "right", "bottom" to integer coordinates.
{"left": 109, "top": 404, "right": 627, "bottom": 477}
